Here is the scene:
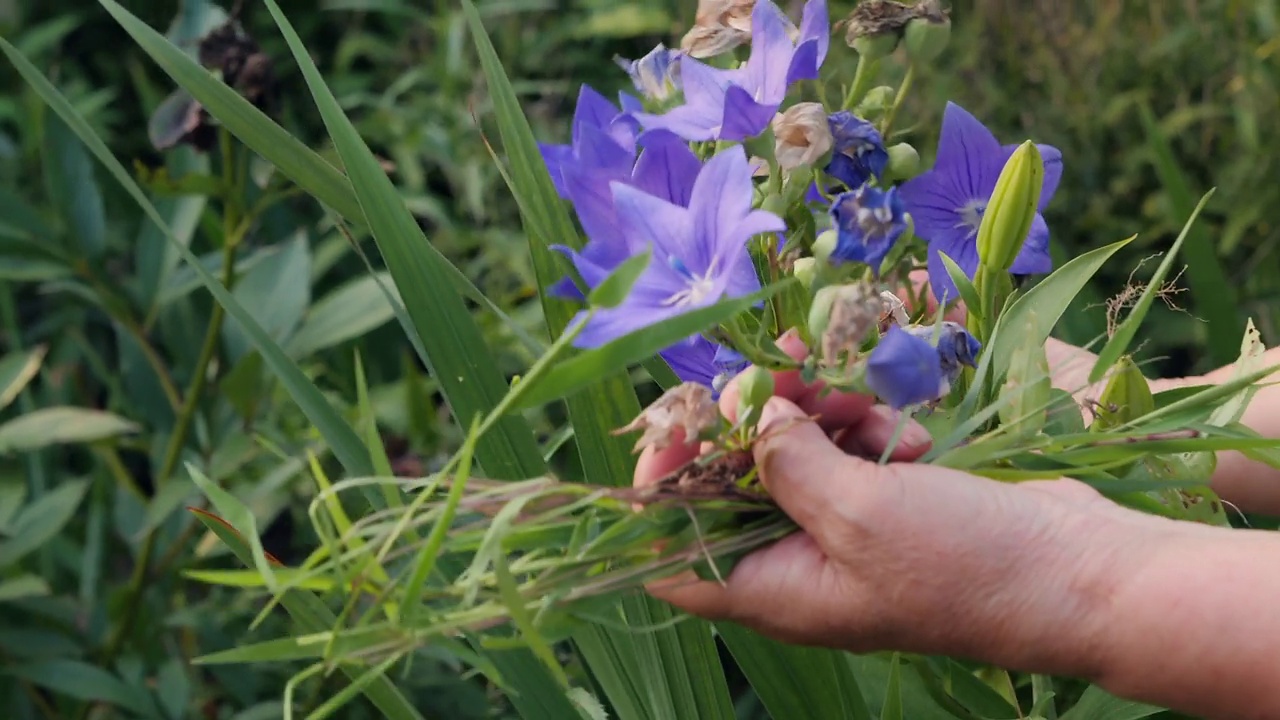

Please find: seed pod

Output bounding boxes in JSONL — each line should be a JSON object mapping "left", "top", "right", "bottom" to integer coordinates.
{"left": 735, "top": 366, "right": 775, "bottom": 430}
{"left": 883, "top": 142, "right": 921, "bottom": 181}
{"left": 1090, "top": 355, "right": 1155, "bottom": 432}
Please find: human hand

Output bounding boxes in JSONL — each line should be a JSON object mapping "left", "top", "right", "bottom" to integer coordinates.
{"left": 634, "top": 333, "right": 1144, "bottom": 673}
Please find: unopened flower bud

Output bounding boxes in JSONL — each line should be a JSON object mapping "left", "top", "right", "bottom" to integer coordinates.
{"left": 976, "top": 140, "right": 1044, "bottom": 272}
{"left": 809, "top": 283, "right": 883, "bottom": 366}
{"left": 902, "top": 321, "right": 981, "bottom": 389}
{"left": 615, "top": 44, "right": 683, "bottom": 103}
{"left": 734, "top": 365, "right": 775, "bottom": 429}
{"left": 1091, "top": 356, "right": 1155, "bottom": 431}
{"left": 813, "top": 229, "right": 838, "bottom": 264}
{"left": 903, "top": 14, "right": 951, "bottom": 64}
{"left": 883, "top": 142, "right": 920, "bottom": 181}
{"left": 793, "top": 257, "right": 818, "bottom": 289}
{"left": 855, "top": 86, "right": 897, "bottom": 117}
{"left": 866, "top": 325, "right": 947, "bottom": 409}
{"left": 614, "top": 382, "right": 722, "bottom": 452}
{"left": 773, "top": 102, "right": 834, "bottom": 172}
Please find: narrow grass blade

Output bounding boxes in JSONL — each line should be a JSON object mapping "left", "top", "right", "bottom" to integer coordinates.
{"left": 717, "top": 624, "right": 873, "bottom": 720}
{"left": 265, "top": 0, "right": 541, "bottom": 481}
{"left": 0, "top": 38, "right": 374, "bottom": 477}
{"left": 1090, "top": 190, "right": 1216, "bottom": 384}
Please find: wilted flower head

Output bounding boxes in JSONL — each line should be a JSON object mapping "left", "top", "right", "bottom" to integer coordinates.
{"left": 840, "top": 0, "right": 915, "bottom": 57}
{"left": 903, "top": 321, "right": 982, "bottom": 386}
{"left": 899, "top": 102, "right": 1062, "bottom": 304}
{"left": 638, "top": 0, "right": 830, "bottom": 142}
{"left": 865, "top": 325, "right": 947, "bottom": 409}
{"left": 826, "top": 112, "right": 888, "bottom": 189}
{"left": 616, "top": 44, "right": 684, "bottom": 103}
{"left": 827, "top": 184, "right": 908, "bottom": 271}
{"left": 569, "top": 146, "right": 785, "bottom": 348}
{"left": 681, "top": 0, "right": 755, "bottom": 57}
{"left": 809, "top": 283, "right": 883, "bottom": 366}
{"left": 773, "top": 102, "right": 834, "bottom": 171}
{"left": 614, "top": 382, "right": 722, "bottom": 452}
{"left": 878, "top": 290, "right": 909, "bottom": 328}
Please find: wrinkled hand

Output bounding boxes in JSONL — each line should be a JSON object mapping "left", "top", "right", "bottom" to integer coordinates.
{"left": 634, "top": 332, "right": 1135, "bottom": 666}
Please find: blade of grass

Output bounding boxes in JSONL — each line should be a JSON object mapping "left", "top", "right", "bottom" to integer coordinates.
{"left": 717, "top": 624, "right": 873, "bottom": 720}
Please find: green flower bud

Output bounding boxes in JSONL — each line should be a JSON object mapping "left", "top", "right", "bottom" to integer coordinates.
{"left": 813, "top": 229, "right": 838, "bottom": 264}
{"left": 851, "top": 33, "right": 899, "bottom": 62}
{"left": 735, "top": 365, "right": 775, "bottom": 429}
{"left": 902, "top": 15, "right": 951, "bottom": 65}
{"left": 975, "top": 140, "right": 1043, "bottom": 272}
{"left": 883, "top": 142, "right": 920, "bottom": 181}
{"left": 792, "top": 257, "right": 818, "bottom": 289}
{"left": 1091, "top": 356, "right": 1155, "bottom": 432}
{"left": 854, "top": 85, "right": 896, "bottom": 117}
{"left": 808, "top": 284, "right": 840, "bottom": 340}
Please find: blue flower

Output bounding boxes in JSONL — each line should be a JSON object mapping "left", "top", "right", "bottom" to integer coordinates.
{"left": 569, "top": 146, "right": 786, "bottom": 348}
{"left": 898, "top": 102, "right": 1063, "bottom": 304}
{"left": 660, "top": 336, "right": 749, "bottom": 396}
{"left": 615, "top": 44, "right": 684, "bottom": 103}
{"left": 865, "top": 325, "right": 947, "bottom": 410}
{"left": 539, "top": 85, "right": 643, "bottom": 199}
{"left": 548, "top": 130, "right": 703, "bottom": 300}
{"left": 634, "top": 0, "right": 829, "bottom": 141}
{"left": 825, "top": 111, "right": 888, "bottom": 189}
{"left": 903, "top": 321, "right": 982, "bottom": 387}
{"left": 828, "top": 184, "right": 908, "bottom": 271}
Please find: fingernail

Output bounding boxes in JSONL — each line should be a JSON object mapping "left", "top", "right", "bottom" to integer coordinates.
{"left": 902, "top": 420, "right": 932, "bottom": 449}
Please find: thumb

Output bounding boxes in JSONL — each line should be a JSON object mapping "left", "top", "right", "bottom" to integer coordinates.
{"left": 752, "top": 396, "right": 868, "bottom": 534}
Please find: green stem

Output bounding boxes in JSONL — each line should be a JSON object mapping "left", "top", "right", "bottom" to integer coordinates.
{"left": 1031, "top": 674, "right": 1058, "bottom": 719}
{"left": 843, "top": 54, "right": 880, "bottom": 110}
{"left": 880, "top": 63, "right": 916, "bottom": 139}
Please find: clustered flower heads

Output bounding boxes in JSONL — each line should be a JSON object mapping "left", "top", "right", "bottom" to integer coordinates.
{"left": 537, "top": 0, "right": 1060, "bottom": 415}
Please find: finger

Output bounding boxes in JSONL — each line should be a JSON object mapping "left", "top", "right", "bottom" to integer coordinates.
{"left": 797, "top": 387, "right": 877, "bottom": 431}
{"left": 901, "top": 269, "right": 966, "bottom": 323}
{"left": 836, "top": 405, "right": 933, "bottom": 461}
{"left": 752, "top": 396, "right": 862, "bottom": 532}
{"left": 635, "top": 428, "right": 701, "bottom": 488}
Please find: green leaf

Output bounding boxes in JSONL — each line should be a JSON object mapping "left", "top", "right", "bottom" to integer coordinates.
{"left": 880, "top": 654, "right": 903, "bottom": 720}
{"left": 265, "top": 0, "right": 541, "bottom": 481}
{"left": 588, "top": 251, "right": 651, "bottom": 309}
{"left": 991, "top": 235, "right": 1135, "bottom": 379}
{"left": 42, "top": 112, "right": 106, "bottom": 257}
{"left": 1059, "top": 685, "right": 1164, "bottom": 720}
{"left": 0, "top": 345, "right": 45, "bottom": 411}
{"left": 0, "top": 34, "right": 375, "bottom": 478}
{"left": 6, "top": 660, "right": 157, "bottom": 716}
{"left": 512, "top": 280, "right": 795, "bottom": 411}
{"left": 937, "top": 251, "right": 982, "bottom": 315}
{"left": 187, "top": 465, "right": 278, "bottom": 592}
{"left": 1090, "top": 190, "right": 1214, "bottom": 384}
{"left": 287, "top": 272, "right": 397, "bottom": 358}
{"left": 1137, "top": 102, "right": 1236, "bottom": 367}
{"left": 0, "top": 574, "right": 51, "bottom": 602}
{"left": 221, "top": 230, "right": 311, "bottom": 362}
{"left": 717, "top": 625, "right": 873, "bottom": 720}
{"left": 0, "top": 407, "right": 137, "bottom": 454}
{"left": 190, "top": 512, "right": 425, "bottom": 720}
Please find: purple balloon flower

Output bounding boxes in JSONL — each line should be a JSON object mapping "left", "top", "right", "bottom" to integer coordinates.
{"left": 570, "top": 146, "right": 786, "bottom": 348}
{"left": 633, "top": 0, "right": 829, "bottom": 142}
{"left": 538, "top": 85, "right": 643, "bottom": 199}
{"left": 902, "top": 321, "right": 982, "bottom": 387}
{"left": 899, "top": 102, "right": 1063, "bottom": 304}
{"left": 660, "top": 336, "right": 749, "bottom": 396}
{"left": 828, "top": 184, "right": 908, "bottom": 271}
{"left": 865, "top": 325, "right": 947, "bottom": 410}
{"left": 825, "top": 111, "right": 888, "bottom": 189}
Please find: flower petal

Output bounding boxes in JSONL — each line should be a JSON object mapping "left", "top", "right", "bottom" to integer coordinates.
{"left": 935, "top": 102, "right": 1004, "bottom": 200}
{"left": 1008, "top": 212, "right": 1053, "bottom": 275}
{"left": 926, "top": 235, "right": 980, "bottom": 305}
{"left": 743, "top": 0, "right": 796, "bottom": 106}
{"left": 573, "top": 85, "right": 623, "bottom": 144}
{"left": 719, "top": 85, "right": 778, "bottom": 140}
{"left": 898, "top": 170, "right": 967, "bottom": 241}
{"left": 799, "top": 0, "right": 830, "bottom": 67}
{"left": 687, "top": 146, "right": 753, "bottom": 270}
{"left": 563, "top": 166, "right": 625, "bottom": 247}
{"left": 538, "top": 142, "right": 573, "bottom": 198}
{"left": 632, "top": 131, "right": 703, "bottom": 207}
{"left": 610, "top": 182, "right": 696, "bottom": 262}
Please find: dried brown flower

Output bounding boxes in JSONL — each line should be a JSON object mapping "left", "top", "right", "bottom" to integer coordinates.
{"left": 614, "top": 383, "right": 722, "bottom": 453}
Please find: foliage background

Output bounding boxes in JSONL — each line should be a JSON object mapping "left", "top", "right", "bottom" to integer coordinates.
{"left": 0, "top": 0, "right": 1275, "bottom": 717}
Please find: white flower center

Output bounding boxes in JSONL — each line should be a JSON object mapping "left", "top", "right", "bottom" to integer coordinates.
{"left": 663, "top": 256, "right": 719, "bottom": 308}
{"left": 956, "top": 198, "right": 987, "bottom": 237}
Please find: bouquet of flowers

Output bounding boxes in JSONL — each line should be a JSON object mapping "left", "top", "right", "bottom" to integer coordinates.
{"left": 25, "top": 0, "right": 1274, "bottom": 717}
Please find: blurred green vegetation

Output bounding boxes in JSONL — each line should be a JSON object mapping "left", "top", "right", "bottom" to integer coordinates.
{"left": 0, "top": 0, "right": 1275, "bottom": 717}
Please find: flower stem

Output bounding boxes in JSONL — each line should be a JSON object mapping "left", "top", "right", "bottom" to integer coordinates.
{"left": 843, "top": 54, "right": 879, "bottom": 110}
{"left": 880, "top": 63, "right": 916, "bottom": 139}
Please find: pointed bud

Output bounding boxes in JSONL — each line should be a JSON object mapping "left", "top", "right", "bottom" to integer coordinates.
{"left": 773, "top": 102, "right": 834, "bottom": 172}
{"left": 902, "top": 15, "right": 951, "bottom": 64}
{"left": 1091, "top": 356, "right": 1156, "bottom": 431}
{"left": 734, "top": 365, "right": 775, "bottom": 429}
{"left": 883, "top": 142, "right": 920, "bottom": 181}
{"left": 975, "top": 140, "right": 1043, "bottom": 272}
